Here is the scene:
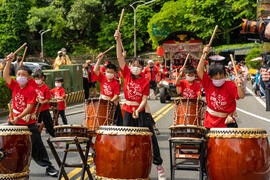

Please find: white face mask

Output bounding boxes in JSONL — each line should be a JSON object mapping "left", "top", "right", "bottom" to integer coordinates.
{"left": 130, "top": 66, "right": 142, "bottom": 76}
{"left": 186, "top": 75, "right": 195, "bottom": 82}
{"left": 212, "top": 78, "right": 225, "bottom": 87}
{"left": 35, "top": 79, "right": 43, "bottom": 85}
{"left": 55, "top": 83, "right": 62, "bottom": 87}
{"left": 106, "top": 72, "right": 114, "bottom": 79}
{"left": 16, "top": 76, "right": 28, "bottom": 85}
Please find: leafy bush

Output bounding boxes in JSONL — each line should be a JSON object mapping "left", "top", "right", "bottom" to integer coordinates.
{"left": 0, "top": 78, "right": 12, "bottom": 110}
{"left": 245, "top": 47, "right": 263, "bottom": 69}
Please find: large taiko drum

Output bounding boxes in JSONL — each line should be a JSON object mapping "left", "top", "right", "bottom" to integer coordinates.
{"left": 174, "top": 98, "right": 205, "bottom": 126}
{"left": 207, "top": 128, "right": 270, "bottom": 180}
{"left": 95, "top": 126, "right": 153, "bottom": 179}
{"left": 54, "top": 125, "right": 88, "bottom": 138}
{"left": 84, "top": 99, "right": 115, "bottom": 131}
{"left": 0, "top": 126, "right": 32, "bottom": 180}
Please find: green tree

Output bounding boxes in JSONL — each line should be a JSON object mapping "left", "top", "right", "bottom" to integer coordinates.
{"left": 148, "top": 0, "right": 257, "bottom": 48}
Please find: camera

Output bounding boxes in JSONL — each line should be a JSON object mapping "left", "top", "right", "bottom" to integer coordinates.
{"left": 241, "top": 19, "right": 270, "bottom": 42}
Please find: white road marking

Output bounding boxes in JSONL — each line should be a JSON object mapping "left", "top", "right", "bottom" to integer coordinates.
{"left": 237, "top": 107, "right": 270, "bottom": 123}
{"left": 246, "top": 87, "right": 266, "bottom": 108}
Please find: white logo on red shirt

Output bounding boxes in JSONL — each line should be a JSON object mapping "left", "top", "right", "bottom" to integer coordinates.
{"left": 14, "top": 92, "right": 26, "bottom": 111}
{"left": 127, "top": 81, "right": 142, "bottom": 100}
{"left": 183, "top": 88, "right": 195, "bottom": 98}
{"left": 103, "top": 82, "right": 113, "bottom": 96}
{"left": 35, "top": 89, "right": 44, "bottom": 99}
{"left": 210, "top": 92, "right": 227, "bottom": 110}
{"left": 54, "top": 92, "right": 60, "bottom": 99}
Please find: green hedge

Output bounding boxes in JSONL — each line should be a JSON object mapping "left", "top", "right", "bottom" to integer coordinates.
{"left": 0, "top": 78, "right": 12, "bottom": 110}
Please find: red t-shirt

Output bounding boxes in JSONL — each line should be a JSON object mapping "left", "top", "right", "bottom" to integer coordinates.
{"left": 50, "top": 87, "right": 66, "bottom": 110}
{"left": 35, "top": 83, "right": 51, "bottom": 112}
{"left": 201, "top": 71, "right": 238, "bottom": 128}
{"left": 121, "top": 64, "right": 150, "bottom": 113}
{"left": 176, "top": 80, "right": 201, "bottom": 99}
{"left": 93, "top": 72, "right": 120, "bottom": 99}
{"left": 143, "top": 65, "right": 158, "bottom": 81}
{"left": 6, "top": 79, "right": 37, "bottom": 125}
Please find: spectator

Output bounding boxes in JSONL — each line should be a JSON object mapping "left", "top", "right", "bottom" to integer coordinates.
{"left": 143, "top": 60, "right": 159, "bottom": 100}
{"left": 54, "top": 48, "right": 72, "bottom": 70}
{"left": 83, "top": 60, "right": 97, "bottom": 99}
{"left": 255, "top": 69, "right": 260, "bottom": 96}
{"left": 12, "top": 55, "right": 23, "bottom": 76}
{"left": 240, "top": 61, "right": 249, "bottom": 92}
{"left": 259, "top": 71, "right": 266, "bottom": 98}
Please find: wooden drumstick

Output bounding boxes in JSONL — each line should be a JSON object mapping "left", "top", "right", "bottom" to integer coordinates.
{"left": 8, "top": 103, "right": 14, "bottom": 121}
{"left": 208, "top": 25, "right": 218, "bottom": 47}
{"left": 14, "top": 43, "right": 27, "bottom": 55}
{"left": 96, "top": 45, "right": 115, "bottom": 59}
{"left": 21, "top": 46, "right": 28, "bottom": 63}
{"left": 117, "top": 9, "right": 125, "bottom": 31}
{"left": 120, "top": 40, "right": 125, "bottom": 52}
{"left": 182, "top": 53, "right": 190, "bottom": 68}
{"left": 230, "top": 54, "right": 239, "bottom": 78}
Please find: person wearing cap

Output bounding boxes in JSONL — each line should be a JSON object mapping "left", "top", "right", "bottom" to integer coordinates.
{"left": 53, "top": 48, "right": 72, "bottom": 70}
{"left": 143, "top": 60, "right": 159, "bottom": 100}
{"left": 50, "top": 77, "right": 68, "bottom": 125}
{"left": 32, "top": 70, "right": 56, "bottom": 138}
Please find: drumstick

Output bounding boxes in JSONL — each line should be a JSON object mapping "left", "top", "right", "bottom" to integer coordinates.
{"left": 14, "top": 43, "right": 27, "bottom": 55}
{"left": 199, "top": 25, "right": 218, "bottom": 61}
{"left": 117, "top": 9, "right": 125, "bottom": 31}
{"left": 96, "top": 45, "right": 115, "bottom": 59}
{"left": 8, "top": 103, "right": 14, "bottom": 121}
{"left": 182, "top": 54, "right": 190, "bottom": 69}
{"left": 21, "top": 46, "right": 28, "bottom": 63}
{"left": 120, "top": 40, "right": 125, "bottom": 52}
{"left": 230, "top": 54, "right": 239, "bottom": 78}
{"left": 208, "top": 25, "right": 218, "bottom": 47}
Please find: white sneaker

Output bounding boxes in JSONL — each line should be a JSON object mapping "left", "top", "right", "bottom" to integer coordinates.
{"left": 157, "top": 165, "right": 166, "bottom": 180}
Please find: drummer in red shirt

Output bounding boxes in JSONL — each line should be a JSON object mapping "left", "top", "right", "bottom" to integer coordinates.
{"left": 143, "top": 60, "right": 159, "bottom": 99}
{"left": 176, "top": 66, "right": 201, "bottom": 99}
{"left": 197, "top": 46, "right": 245, "bottom": 128}
{"left": 33, "top": 70, "right": 55, "bottom": 137}
{"left": 93, "top": 54, "right": 122, "bottom": 125}
{"left": 114, "top": 30, "right": 166, "bottom": 180}
{"left": 50, "top": 77, "right": 68, "bottom": 125}
{"left": 3, "top": 53, "right": 58, "bottom": 177}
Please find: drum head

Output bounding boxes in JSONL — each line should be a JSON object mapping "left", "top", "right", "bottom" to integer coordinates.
{"left": 54, "top": 124, "right": 87, "bottom": 129}
{"left": 0, "top": 125, "right": 30, "bottom": 135}
{"left": 174, "top": 98, "right": 205, "bottom": 106}
{"left": 169, "top": 125, "right": 206, "bottom": 131}
{"left": 207, "top": 128, "right": 268, "bottom": 138}
{"left": 97, "top": 126, "right": 152, "bottom": 136}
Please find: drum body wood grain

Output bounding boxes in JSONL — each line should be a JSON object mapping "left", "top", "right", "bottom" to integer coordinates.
{"left": 85, "top": 99, "right": 115, "bottom": 131}
{"left": 0, "top": 126, "right": 31, "bottom": 179}
{"left": 95, "top": 126, "right": 152, "bottom": 179}
{"left": 174, "top": 98, "right": 204, "bottom": 126}
{"left": 207, "top": 128, "right": 270, "bottom": 180}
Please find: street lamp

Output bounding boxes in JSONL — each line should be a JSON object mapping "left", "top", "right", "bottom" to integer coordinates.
{"left": 39, "top": 29, "right": 51, "bottom": 61}
{"left": 130, "top": 0, "right": 157, "bottom": 57}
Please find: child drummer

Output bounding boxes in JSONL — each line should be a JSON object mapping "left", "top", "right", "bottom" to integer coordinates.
{"left": 3, "top": 53, "right": 58, "bottom": 177}
{"left": 93, "top": 54, "right": 122, "bottom": 125}
{"left": 197, "top": 45, "right": 245, "bottom": 128}
{"left": 114, "top": 30, "right": 166, "bottom": 180}
{"left": 176, "top": 65, "right": 202, "bottom": 99}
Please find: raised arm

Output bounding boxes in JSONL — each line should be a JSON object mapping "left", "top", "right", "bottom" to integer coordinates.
{"left": 197, "top": 45, "right": 211, "bottom": 79}
{"left": 114, "top": 30, "right": 126, "bottom": 70}
{"left": 93, "top": 53, "right": 104, "bottom": 76}
{"left": 3, "top": 53, "right": 14, "bottom": 85}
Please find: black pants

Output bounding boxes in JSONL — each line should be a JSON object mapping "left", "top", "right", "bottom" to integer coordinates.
{"left": 38, "top": 109, "right": 55, "bottom": 137}
{"left": 114, "top": 103, "right": 123, "bottom": 126}
{"left": 83, "top": 78, "right": 89, "bottom": 99}
{"left": 57, "top": 110, "right": 68, "bottom": 125}
{"left": 8, "top": 122, "right": 52, "bottom": 167}
{"left": 123, "top": 110, "right": 163, "bottom": 165}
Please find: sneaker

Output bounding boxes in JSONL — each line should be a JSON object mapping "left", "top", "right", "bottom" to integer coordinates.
{"left": 46, "top": 166, "right": 58, "bottom": 177}
{"left": 154, "top": 127, "right": 160, "bottom": 135}
{"left": 157, "top": 165, "right": 166, "bottom": 180}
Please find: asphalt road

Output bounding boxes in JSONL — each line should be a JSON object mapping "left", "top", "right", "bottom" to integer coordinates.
{"left": 1, "top": 82, "right": 270, "bottom": 180}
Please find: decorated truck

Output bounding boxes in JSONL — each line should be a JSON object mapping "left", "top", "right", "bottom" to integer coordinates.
{"left": 157, "top": 31, "right": 203, "bottom": 103}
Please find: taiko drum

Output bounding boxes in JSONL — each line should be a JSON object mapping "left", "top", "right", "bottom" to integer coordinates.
{"left": 0, "top": 126, "right": 32, "bottom": 180}
{"left": 95, "top": 126, "right": 153, "bottom": 179}
{"left": 207, "top": 128, "right": 270, "bottom": 180}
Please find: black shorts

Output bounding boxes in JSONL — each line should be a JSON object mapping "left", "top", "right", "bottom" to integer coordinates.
{"left": 89, "top": 81, "right": 96, "bottom": 88}
{"left": 150, "top": 81, "right": 157, "bottom": 90}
